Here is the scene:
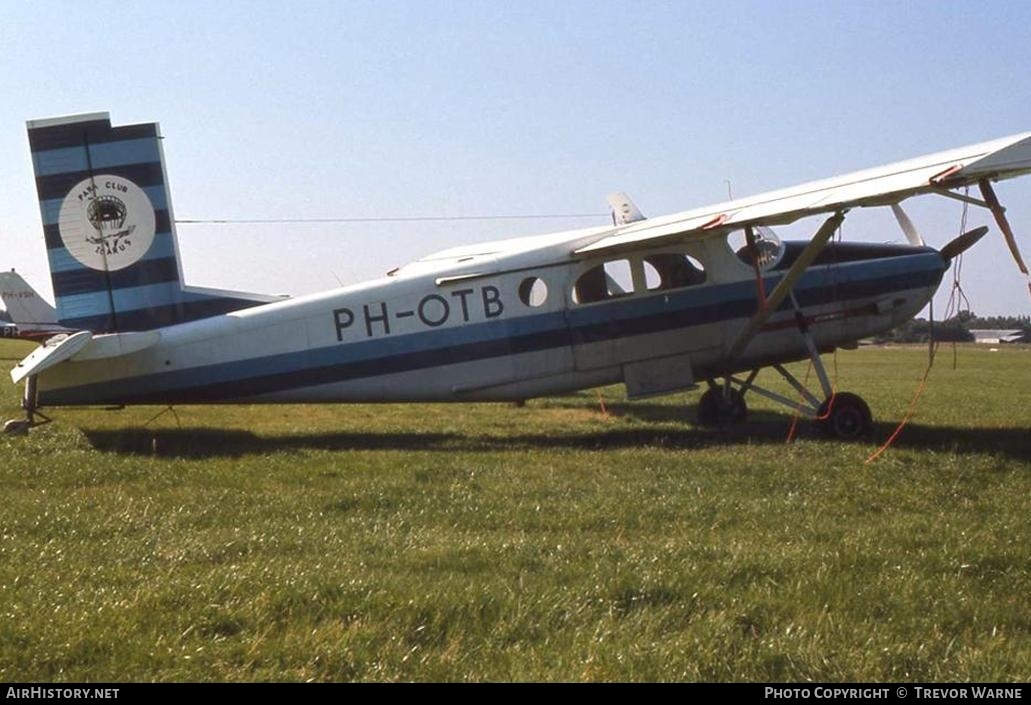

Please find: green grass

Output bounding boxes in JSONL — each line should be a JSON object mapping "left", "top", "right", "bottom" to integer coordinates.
{"left": 0, "top": 339, "right": 1028, "bottom": 681}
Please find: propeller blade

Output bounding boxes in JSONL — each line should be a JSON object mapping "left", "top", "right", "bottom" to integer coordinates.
{"left": 939, "top": 226, "right": 989, "bottom": 261}
{"left": 891, "top": 204, "right": 924, "bottom": 246}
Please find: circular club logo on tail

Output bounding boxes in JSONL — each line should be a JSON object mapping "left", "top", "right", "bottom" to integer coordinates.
{"left": 58, "top": 175, "right": 157, "bottom": 271}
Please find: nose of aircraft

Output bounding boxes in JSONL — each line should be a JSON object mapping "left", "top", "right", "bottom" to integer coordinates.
{"left": 939, "top": 226, "right": 989, "bottom": 262}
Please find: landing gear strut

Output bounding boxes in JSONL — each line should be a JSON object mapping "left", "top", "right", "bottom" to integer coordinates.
{"left": 3, "top": 375, "right": 50, "bottom": 435}
{"left": 701, "top": 366, "right": 873, "bottom": 440}
{"left": 704, "top": 289, "right": 874, "bottom": 440}
{"left": 709, "top": 208, "right": 875, "bottom": 440}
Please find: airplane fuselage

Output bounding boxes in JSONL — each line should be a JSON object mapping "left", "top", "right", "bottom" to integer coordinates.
{"left": 34, "top": 236, "right": 946, "bottom": 407}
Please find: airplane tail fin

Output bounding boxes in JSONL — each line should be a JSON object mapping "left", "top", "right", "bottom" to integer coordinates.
{"left": 26, "top": 113, "right": 284, "bottom": 333}
{"left": 0, "top": 271, "right": 58, "bottom": 326}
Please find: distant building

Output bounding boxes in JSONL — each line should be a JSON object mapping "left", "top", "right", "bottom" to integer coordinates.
{"left": 969, "top": 329, "right": 1027, "bottom": 344}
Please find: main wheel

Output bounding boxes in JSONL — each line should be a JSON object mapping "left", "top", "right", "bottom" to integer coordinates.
{"left": 697, "top": 387, "right": 747, "bottom": 427}
{"left": 816, "top": 392, "right": 873, "bottom": 440}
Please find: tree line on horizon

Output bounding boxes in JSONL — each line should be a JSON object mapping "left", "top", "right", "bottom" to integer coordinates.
{"left": 880, "top": 312, "right": 1031, "bottom": 343}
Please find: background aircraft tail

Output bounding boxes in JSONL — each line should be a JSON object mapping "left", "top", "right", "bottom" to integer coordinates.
{"left": 26, "top": 113, "right": 284, "bottom": 333}
{"left": 0, "top": 270, "right": 58, "bottom": 326}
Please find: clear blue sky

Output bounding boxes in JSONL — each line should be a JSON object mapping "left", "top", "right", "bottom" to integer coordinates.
{"left": 2, "top": 1, "right": 1030, "bottom": 315}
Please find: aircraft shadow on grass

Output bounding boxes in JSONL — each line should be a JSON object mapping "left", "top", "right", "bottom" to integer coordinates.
{"left": 80, "top": 403, "right": 1031, "bottom": 462}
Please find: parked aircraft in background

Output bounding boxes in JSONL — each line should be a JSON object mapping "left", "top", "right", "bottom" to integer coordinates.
{"left": 0, "top": 270, "right": 74, "bottom": 342}
{"left": 5, "top": 113, "right": 1030, "bottom": 437}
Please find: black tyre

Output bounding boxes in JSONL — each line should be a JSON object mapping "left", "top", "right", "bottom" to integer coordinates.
{"left": 816, "top": 392, "right": 873, "bottom": 440}
{"left": 697, "top": 387, "right": 747, "bottom": 427}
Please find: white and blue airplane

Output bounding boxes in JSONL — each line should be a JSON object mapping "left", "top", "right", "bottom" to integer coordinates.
{"left": 5, "top": 113, "right": 1031, "bottom": 437}
{"left": 0, "top": 270, "right": 75, "bottom": 342}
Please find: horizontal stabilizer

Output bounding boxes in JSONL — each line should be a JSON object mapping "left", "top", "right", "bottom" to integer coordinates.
{"left": 10, "top": 328, "right": 163, "bottom": 382}
{"left": 0, "top": 271, "right": 58, "bottom": 325}
{"left": 70, "top": 330, "right": 162, "bottom": 361}
{"left": 10, "top": 331, "right": 92, "bottom": 384}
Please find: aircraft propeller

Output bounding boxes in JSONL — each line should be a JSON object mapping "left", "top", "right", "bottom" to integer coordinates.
{"left": 939, "top": 226, "right": 989, "bottom": 261}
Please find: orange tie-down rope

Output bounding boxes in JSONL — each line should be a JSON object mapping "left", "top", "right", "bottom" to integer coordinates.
{"left": 863, "top": 362, "right": 933, "bottom": 464}
{"left": 782, "top": 349, "right": 933, "bottom": 461}
{"left": 865, "top": 263, "right": 968, "bottom": 463}
{"left": 863, "top": 187, "right": 992, "bottom": 463}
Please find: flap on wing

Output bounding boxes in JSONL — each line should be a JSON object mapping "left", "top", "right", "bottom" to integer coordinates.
{"left": 10, "top": 331, "right": 92, "bottom": 383}
{"left": 575, "top": 131, "right": 1031, "bottom": 256}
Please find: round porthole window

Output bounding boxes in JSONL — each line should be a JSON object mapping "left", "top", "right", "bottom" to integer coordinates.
{"left": 518, "top": 277, "right": 548, "bottom": 307}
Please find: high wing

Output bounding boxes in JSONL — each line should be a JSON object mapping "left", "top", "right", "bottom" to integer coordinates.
{"left": 577, "top": 131, "right": 1031, "bottom": 255}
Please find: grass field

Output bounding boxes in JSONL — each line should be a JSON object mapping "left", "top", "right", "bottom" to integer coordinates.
{"left": 0, "top": 339, "right": 1028, "bottom": 682}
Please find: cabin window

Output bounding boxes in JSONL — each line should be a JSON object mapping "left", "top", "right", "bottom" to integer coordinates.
{"left": 518, "top": 276, "right": 549, "bottom": 307}
{"left": 642, "top": 253, "right": 706, "bottom": 291}
{"left": 573, "top": 259, "right": 633, "bottom": 304}
{"left": 604, "top": 260, "right": 633, "bottom": 296}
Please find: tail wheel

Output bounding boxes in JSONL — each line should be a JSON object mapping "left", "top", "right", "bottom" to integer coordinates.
{"left": 697, "top": 387, "right": 747, "bottom": 427}
{"left": 817, "top": 392, "right": 873, "bottom": 440}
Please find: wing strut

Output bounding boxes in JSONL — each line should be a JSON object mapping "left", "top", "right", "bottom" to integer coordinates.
{"left": 977, "top": 180, "right": 1031, "bottom": 299}
{"left": 727, "top": 212, "right": 845, "bottom": 359}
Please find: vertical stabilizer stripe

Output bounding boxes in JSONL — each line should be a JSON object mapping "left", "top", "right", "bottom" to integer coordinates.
{"left": 31, "top": 139, "right": 163, "bottom": 177}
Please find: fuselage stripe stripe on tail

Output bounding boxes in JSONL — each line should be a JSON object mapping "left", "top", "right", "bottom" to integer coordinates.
{"left": 27, "top": 120, "right": 158, "bottom": 152}
{"left": 51, "top": 256, "right": 182, "bottom": 297}
{"left": 34, "top": 161, "right": 166, "bottom": 202}
{"left": 31, "top": 138, "right": 163, "bottom": 177}
{"left": 57, "top": 297, "right": 266, "bottom": 336}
